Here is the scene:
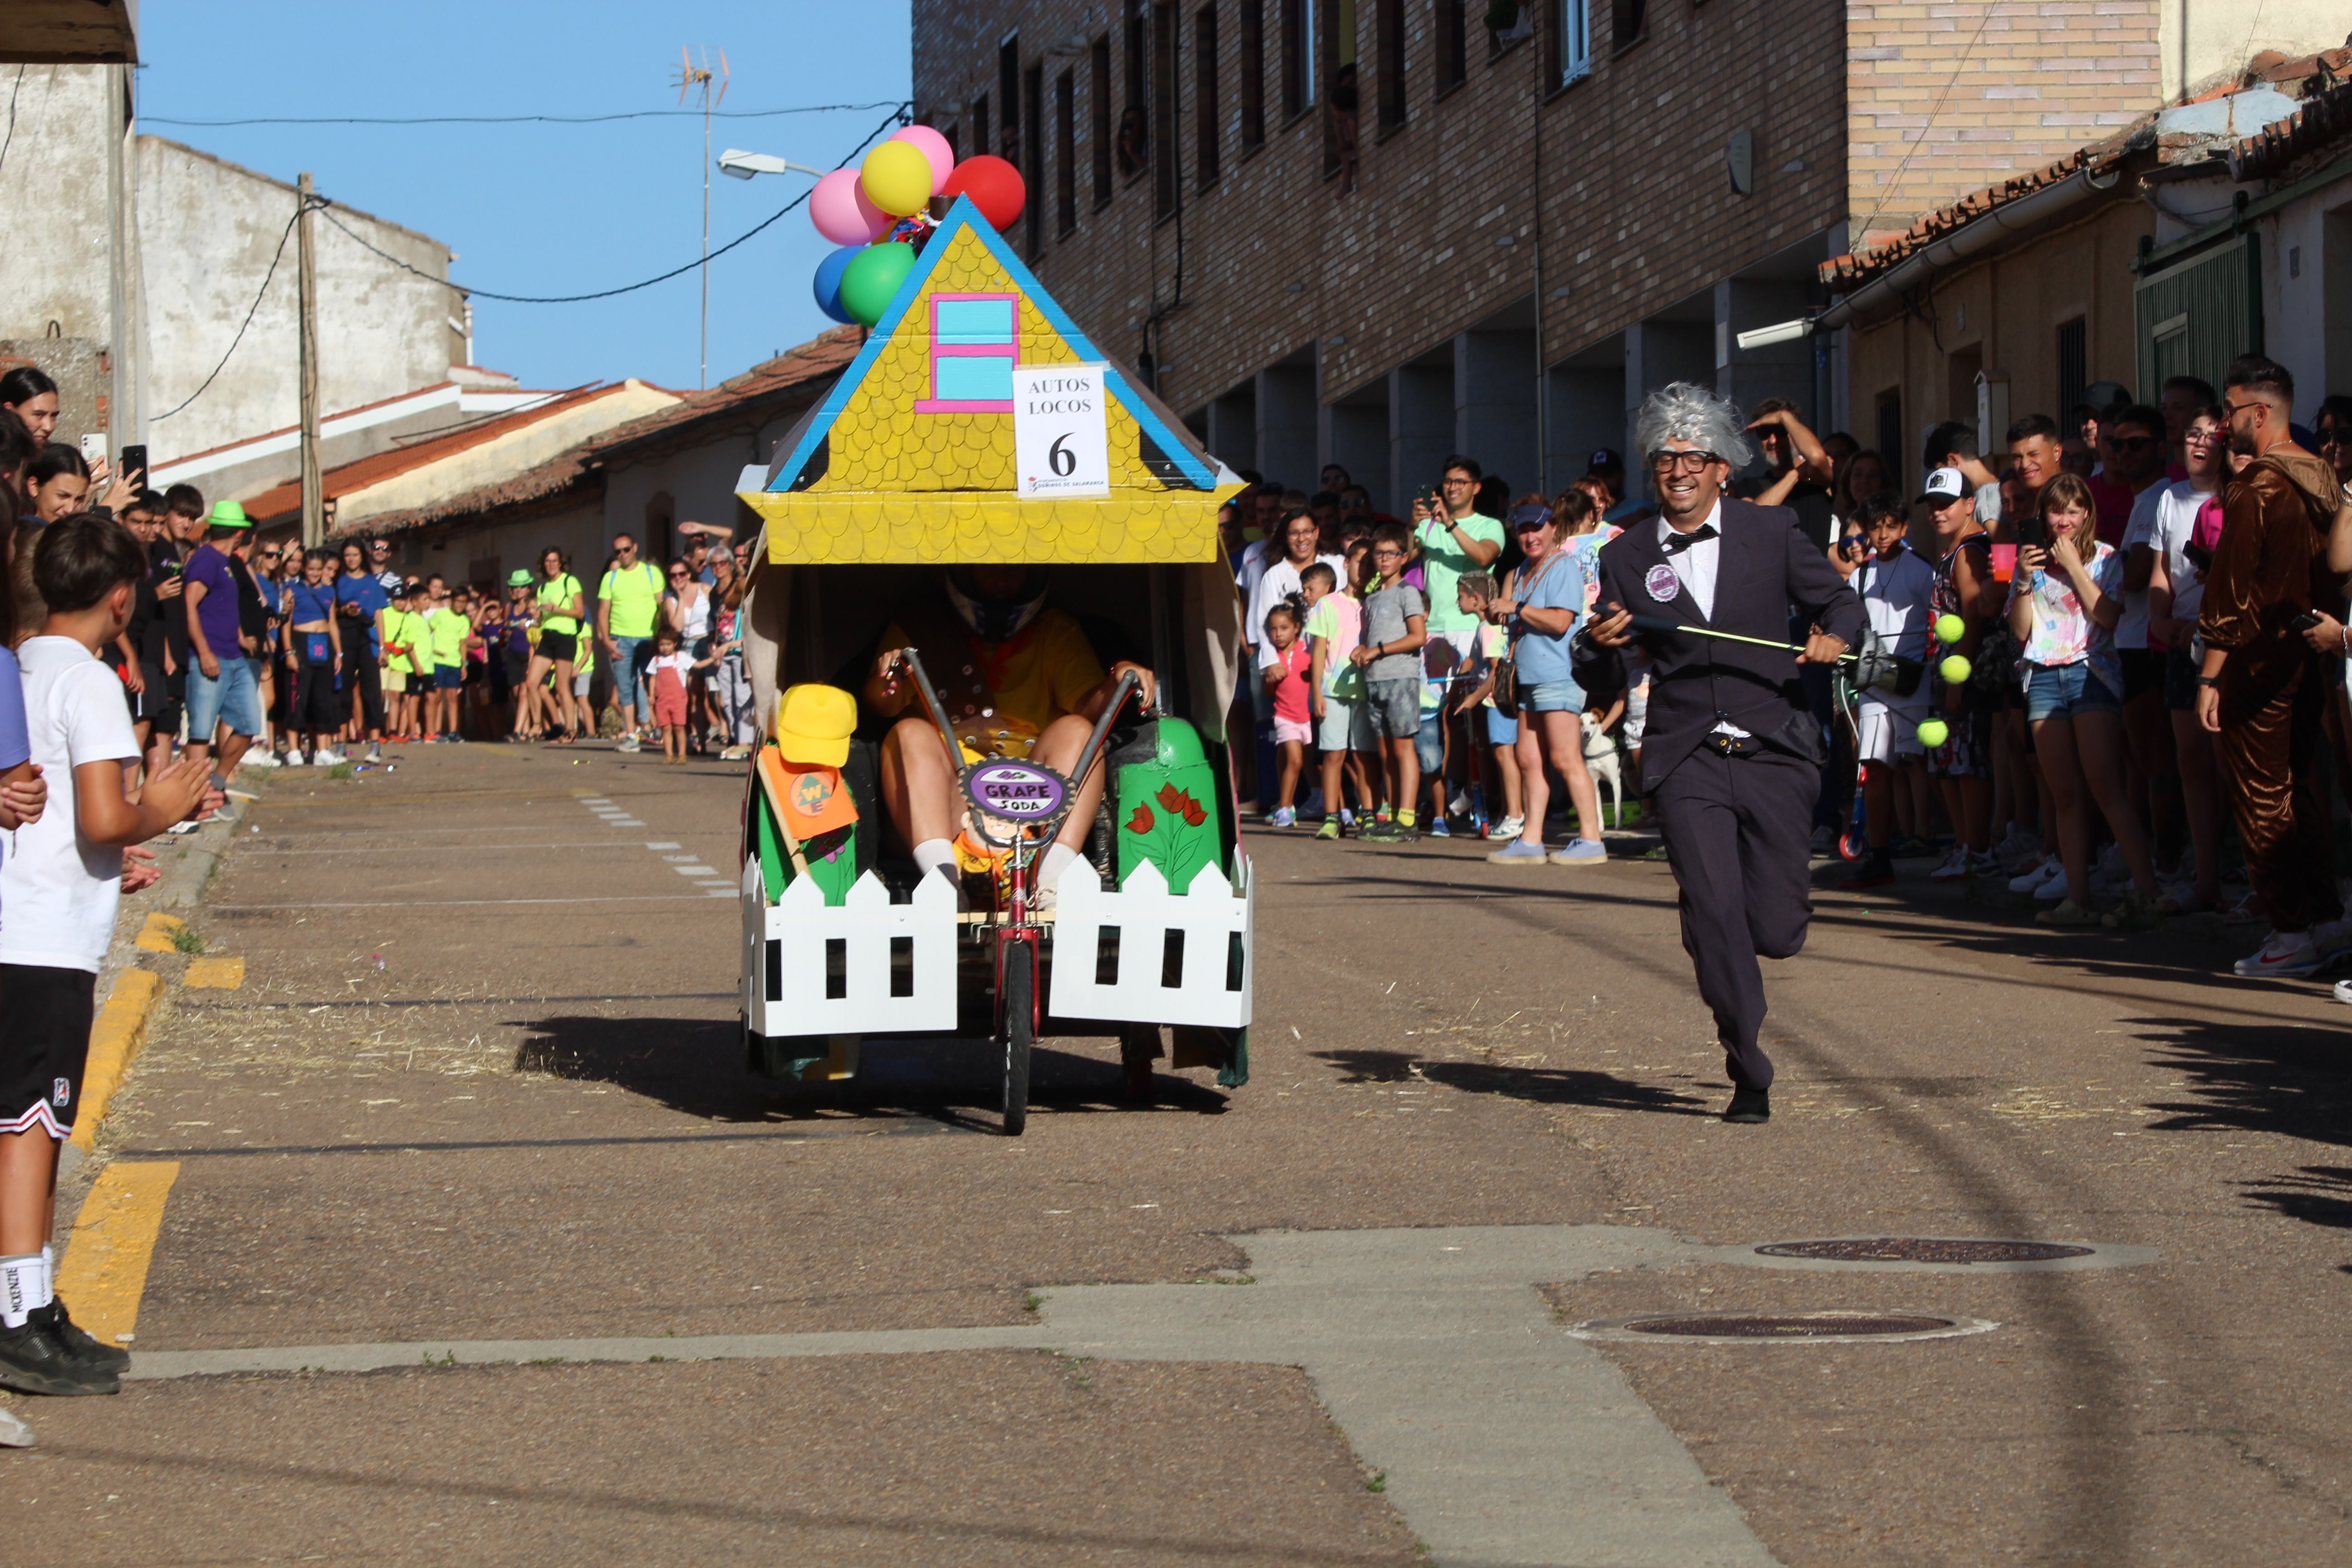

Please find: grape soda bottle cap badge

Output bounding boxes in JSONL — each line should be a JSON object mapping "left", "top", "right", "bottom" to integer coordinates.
{"left": 968, "top": 761, "right": 1067, "bottom": 822}
{"left": 1645, "top": 564, "right": 1681, "bottom": 602}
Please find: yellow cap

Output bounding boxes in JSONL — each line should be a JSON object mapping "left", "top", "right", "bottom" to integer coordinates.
{"left": 774, "top": 684, "right": 855, "bottom": 768}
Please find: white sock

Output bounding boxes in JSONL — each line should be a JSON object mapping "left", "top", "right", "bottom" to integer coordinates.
{"left": 40, "top": 1245, "right": 53, "bottom": 1308}
{"left": 0, "top": 1254, "right": 39, "bottom": 1328}
{"left": 912, "top": 838, "right": 957, "bottom": 882}
{"left": 1038, "top": 842, "right": 1080, "bottom": 891}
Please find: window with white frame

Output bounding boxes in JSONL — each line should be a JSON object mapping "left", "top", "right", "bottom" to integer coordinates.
{"left": 1558, "top": 0, "right": 1591, "bottom": 85}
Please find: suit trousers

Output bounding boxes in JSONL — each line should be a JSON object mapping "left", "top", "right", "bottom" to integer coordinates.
{"left": 1649, "top": 746, "right": 1820, "bottom": 1091}
{"left": 2217, "top": 666, "right": 2342, "bottom": 934}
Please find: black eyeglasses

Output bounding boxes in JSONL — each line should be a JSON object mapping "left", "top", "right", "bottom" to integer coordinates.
{"left": 1651, "top": 451, "right": 1718, "bottom": 475}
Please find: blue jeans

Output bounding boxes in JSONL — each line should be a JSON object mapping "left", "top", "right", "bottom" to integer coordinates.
{"left": 613, "top": 634, "right": 655, "bottom": 715}
{"left": 186, "top": 650, "right": 263, "bottom": 740}
{"left": 2023, "top": 661, "right": 2121, "bottom": 722}
{"left": 1519, "top": 677, "right": 1587, "bottom": 714}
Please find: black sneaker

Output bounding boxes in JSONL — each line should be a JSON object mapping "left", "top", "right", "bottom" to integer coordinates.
{"left": 34, "top": 1299, "right": 129, "bottom": 1372}
{"left": 0, "top": 1319, "right": 119, "bottom": 1396}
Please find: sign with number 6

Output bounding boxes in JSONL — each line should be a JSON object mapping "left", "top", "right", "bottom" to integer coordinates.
{"left": 1011, "top": 362, "right": 1111, "bottom": 498}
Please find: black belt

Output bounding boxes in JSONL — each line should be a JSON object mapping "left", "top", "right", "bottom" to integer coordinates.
{"left": 1704, "top": 730, "right": 1763, "bottom": 757}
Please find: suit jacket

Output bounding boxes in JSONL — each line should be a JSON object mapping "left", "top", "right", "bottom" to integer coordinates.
{"left": 1596, "top": 497, "right": 1865, "bottom": 789}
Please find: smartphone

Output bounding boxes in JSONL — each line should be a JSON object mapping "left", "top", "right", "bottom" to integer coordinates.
{"left": 120, "top": 443, "right": 147, "bottom": 482}
{"left": 2013, "top": 512, "right": 2046, "bottom": 551}
{"left": 79, "top": 433, "right": 107, "bottom": 471}
{"left": 2288, "top": 610, "right": 2324, "bottom": 632}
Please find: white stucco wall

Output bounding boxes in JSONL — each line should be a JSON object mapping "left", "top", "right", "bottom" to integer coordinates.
{"left": 137, "top": 136, "right": 462, "bottom": 465}
{"left": 2164, "top": 1, "right": 2352, "bottom": 102}
{"left": 2256, "top": 176, "right": 2352, "bottom": 416}
{"left": 596, "top": 406, "right": 810, "bottom": 565}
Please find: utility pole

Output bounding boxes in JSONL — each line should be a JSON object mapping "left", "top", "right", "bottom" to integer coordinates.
{"left": 298, "top": 172, "right": 323, "bottom": 550}
{"left": 676, "top": 47, "right": 729, "bottom": 388}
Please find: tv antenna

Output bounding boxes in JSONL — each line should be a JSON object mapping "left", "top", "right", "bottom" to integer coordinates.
{"left": 675, "top": 46, "right": 730, "bottom": 388}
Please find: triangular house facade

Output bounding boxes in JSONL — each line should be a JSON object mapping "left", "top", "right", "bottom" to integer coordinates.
{"left": 740, "top": 195, "right": 1242, "bottom": 564}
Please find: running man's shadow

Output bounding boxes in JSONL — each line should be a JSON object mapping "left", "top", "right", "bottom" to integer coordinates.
{"left": 1310, "top": 1048, "right": 1713, "bottom": 1117}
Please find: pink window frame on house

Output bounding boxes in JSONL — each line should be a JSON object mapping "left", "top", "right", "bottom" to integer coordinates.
{"left": 915, "top": 292, "right": 1020, "bottom": 413}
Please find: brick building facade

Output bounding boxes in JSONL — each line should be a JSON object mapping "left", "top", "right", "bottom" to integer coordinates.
{"left": 910, "top": 1, "right": 2347, "bottom": 507}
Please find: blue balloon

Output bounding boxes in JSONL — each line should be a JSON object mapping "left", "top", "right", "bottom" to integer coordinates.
{"left": 812, "top": 245, "right": 862, "bottom": 325}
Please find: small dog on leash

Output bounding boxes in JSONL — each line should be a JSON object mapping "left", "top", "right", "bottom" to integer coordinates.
{"left": 1581, "top": 711, "right": 1621, "bottom": 828}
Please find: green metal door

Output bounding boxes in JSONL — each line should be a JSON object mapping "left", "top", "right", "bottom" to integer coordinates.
{"left": 2135, "top": 233, "right": 2261, "bottom": 397}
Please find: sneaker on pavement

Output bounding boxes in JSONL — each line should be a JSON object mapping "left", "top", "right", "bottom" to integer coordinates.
{"left": 1315, "top": 816, "right": 1342, "bottom": 840}
{"left": 32, "top": 1300, "right": 128, "bottom": 1372}
{"left": 1969, "top": 850, "right": 2003, "bottom": 878}
{"left": 1266, "top": 806, "right": 1296, "bottom": 828}
{"left": 2035, "top": 869, "right": 2072, "bottom": 902}
{"left": 616, "top": 735, "right": 642, "bottom": 753}
{"left": 2334, "top": 978, "right": 2352, "bottom": 1005}
{"left": 1550, "top": 838, "right": 1607, "bottom": 865}
{"left": 0, "top": 1321, "right": 118, "bottom": 1396}
{"left": 365, "top": 744, "right": 384, "bottom": 763}
{"left": 1358, "top": 818, "right": 1401, "bottom": 843}
{"left": 1809, "top": 824, "right": 1836, "bottom": 857}
{"left": 1928, "top": 846, "right": 1971, "bottom": 882}
{"left": 313, "top": 748, "right": 347, "bottom": 765}
{"left": 1487, "top": 838, "right": 1549, "bottom": 863}
{"left": 2234, "top": 932, "right": 2322, "bottom": 979}
{"left": 0, "top": 1404, "right": 29, "bottom": 1446}
{"left": 2037, "top": 898, "right": 2099, "bottom": 927}
{"left": 1491, "top": 814, "right": 1524, "bottom": 841}
{"left": 242, "top": 749, "right": 279, "bottom": 769}
{"left": 2008, "top": 856, "right": 2062, "bottom": 895}
{"left": 1426, "top": 818, "right": 1450, "bottom": 838}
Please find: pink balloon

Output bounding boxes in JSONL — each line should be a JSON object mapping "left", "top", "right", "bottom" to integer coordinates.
{"left": 809, "top": 168, "right": 888, "bottom": 246}
{"left": 889, "top": 125, "right": 955, "bottom": 195}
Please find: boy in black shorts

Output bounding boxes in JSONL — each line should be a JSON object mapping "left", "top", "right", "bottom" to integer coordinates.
{"left": 0, "top": 516, "right": 211, "bottom": 1397}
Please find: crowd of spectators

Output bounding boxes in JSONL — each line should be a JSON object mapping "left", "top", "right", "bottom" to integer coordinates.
{"left": 1226, "top": 352, "right": 2352, "bottom": 990}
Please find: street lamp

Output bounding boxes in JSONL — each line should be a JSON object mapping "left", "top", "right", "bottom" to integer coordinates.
{"left": 718, "top": 148, "right": 825, "bottom": 180}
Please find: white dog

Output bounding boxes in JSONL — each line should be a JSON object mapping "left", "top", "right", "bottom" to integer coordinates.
{"left": 1581, "top": 711, "right": 1622, "bottom": 828}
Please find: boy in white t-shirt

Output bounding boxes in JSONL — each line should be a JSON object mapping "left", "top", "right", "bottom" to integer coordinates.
{"left": 0, "top": 515, "right": 211, "bottom": 1398}
{"left": 1838, "top": 496, "right": 1936, "bottom": 888}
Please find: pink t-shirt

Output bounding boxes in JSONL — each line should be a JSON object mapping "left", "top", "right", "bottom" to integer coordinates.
{"left": 1268, "top": 642, "right": 1311, "bottom": 725}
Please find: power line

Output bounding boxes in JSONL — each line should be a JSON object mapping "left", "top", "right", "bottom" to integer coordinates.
{"left": 312, "top": 103, "right": 906, "bottom": 305}
{"left": 0, "top": 68, "right": 24, "bottom": 183}
{"left": 142, "top": 101, "right": 903, "bottom": 128}
{"left": 152, "top": 197, "right": 327, "bottom": 423}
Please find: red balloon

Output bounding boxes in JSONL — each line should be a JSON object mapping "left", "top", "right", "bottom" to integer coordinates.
{"left": 942, "top": 155, "right": 1026, "bottom": 232}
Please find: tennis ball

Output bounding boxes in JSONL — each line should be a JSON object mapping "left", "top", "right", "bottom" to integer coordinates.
{"left": 1940, "top": 654, "right": 1974, "bottom": 685}
{"left": 1934, "top": 613, "right": 1966, "bottom": 646}
{"left": 1916, "top": 716, "right": 1950, "bottom": 750}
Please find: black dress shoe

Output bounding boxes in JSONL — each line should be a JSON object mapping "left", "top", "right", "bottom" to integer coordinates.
{"left": 1724, "top": 1086, "right": 1771, "bottom": 1123}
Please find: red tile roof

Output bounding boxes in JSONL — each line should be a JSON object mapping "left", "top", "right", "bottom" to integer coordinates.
{"left": 2230, "top": 76, "right": 2352, "bottom": 181}
{"left": 244, "top": 382, "right": 624, "bottom": 524}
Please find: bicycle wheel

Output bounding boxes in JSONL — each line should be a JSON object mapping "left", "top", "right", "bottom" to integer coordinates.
{"left": 1000, "top": 941, "right": 1034, "bottom": 1137}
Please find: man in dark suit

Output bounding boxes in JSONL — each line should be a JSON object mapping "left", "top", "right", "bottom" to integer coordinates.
{"left": 1587, "top": 383, "right": 1866, "bottom": 1123}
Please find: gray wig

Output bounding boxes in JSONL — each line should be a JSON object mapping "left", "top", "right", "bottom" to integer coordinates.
{"left": 1634, "top": 382, "right": 1754, "bottom": 470}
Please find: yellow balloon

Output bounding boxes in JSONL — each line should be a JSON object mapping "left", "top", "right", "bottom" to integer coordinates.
{"left": 860, "top": 141, "right": 935, "bottom": 218}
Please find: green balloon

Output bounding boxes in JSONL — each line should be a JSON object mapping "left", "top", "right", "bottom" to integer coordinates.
{"left": 1940, "top": 654, "right": 1974, "bottom": 685}
{"left": 838, "top": 241, "right": 916, "bottom": 327}
{"left": 1934, "top": 613, "right": 1966, "bottom": 646}
{"left": 1916, "top": 717, "right": 1950, "bottom": 750}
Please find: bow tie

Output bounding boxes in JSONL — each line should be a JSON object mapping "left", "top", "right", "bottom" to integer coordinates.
{"left": 1661, "top": 524, "right": 1717, "bottom": 555}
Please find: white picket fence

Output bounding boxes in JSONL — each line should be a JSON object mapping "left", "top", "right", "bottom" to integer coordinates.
{"left": 744, "top": 862, "right": 960, "bottom": 1038}
{"left": 1048, "top": 857, "right": 1254, "bottom": 1029}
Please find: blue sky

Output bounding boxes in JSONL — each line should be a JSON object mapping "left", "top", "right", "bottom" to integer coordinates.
{"left": 138, "top": 0, "right": 911, "bottom": 394}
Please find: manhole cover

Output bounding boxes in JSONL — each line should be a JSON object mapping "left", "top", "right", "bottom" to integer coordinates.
{"left": 1568, "top": 1309, "right": 1997, "bottom": 1344}
{"left": 1630, "top": 1312, "right": 1954, "bottom": 1338}
{"left": 1755, "top": 1238, "right": 2094, "bottom": 1265}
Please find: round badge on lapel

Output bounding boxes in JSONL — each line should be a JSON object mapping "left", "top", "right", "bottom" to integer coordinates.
{"left": 1644, "top": 564, "right": 1681, "bottom": 603}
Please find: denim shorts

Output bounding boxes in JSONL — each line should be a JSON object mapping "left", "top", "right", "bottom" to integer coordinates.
{"left": 1518, "top": 678, "right": 1587, "bottom": 715}
{"left": 1415, "top": 709, "right": 1443, "bottom": 774}
{"left": 1485, "top": 706, "right": 1518, "bottom": 746}
{"left": 2023, "top": 661, "right": 2121, "bottom": 722}
{"left": 1364, "top": 678, "right": 1420, "bottom": 739}
{"left": 185, "top": 652, "right": 263, "bottom": 739}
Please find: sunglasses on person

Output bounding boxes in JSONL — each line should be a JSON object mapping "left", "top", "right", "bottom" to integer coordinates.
{"left": 2107, "top": 434, "right": 2158, "bottom": 452}
{"left": 668, "top": 568, "right": 688, "bottom": 579}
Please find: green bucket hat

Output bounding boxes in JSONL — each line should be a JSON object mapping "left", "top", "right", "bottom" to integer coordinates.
{"left": 205, "top": 499, "right": 252, "bottom": 529}
{"left": 506, "top": 568, "right": 534, "bottom": 587}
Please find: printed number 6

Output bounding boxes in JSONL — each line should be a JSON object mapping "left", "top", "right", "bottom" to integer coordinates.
{"left": 1049, "top": 433, "right": 1076, "bottom": 477}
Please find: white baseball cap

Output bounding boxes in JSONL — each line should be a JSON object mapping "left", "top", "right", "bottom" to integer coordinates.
{"left": 1918, "top": 466, "right": 1968, "bottom": 505}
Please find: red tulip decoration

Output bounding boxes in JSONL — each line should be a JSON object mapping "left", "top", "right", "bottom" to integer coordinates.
{"left": 942, "top": 155, "right": 1026, "bottom": 232}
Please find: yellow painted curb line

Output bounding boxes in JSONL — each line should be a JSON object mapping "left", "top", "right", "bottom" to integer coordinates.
{"left": 54, "top": 1161, "right": 180, "bottom": 1349}
{"left": 69, "top": 968, "right": 166, "bottom": 1151}
{"left": 133, "top": 911, "right": 186, "bottom": 953}
{"left": 183, "top": 955, "right": 245, "bottom": 989}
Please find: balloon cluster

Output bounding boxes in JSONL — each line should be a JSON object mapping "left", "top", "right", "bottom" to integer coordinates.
{"left": 809, "top": 127, "right": 1028, "bottom": 328}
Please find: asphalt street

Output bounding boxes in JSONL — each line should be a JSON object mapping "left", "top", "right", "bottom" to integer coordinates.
{"left": 5, "top": 741, "right": 2349, "bottom": 1566}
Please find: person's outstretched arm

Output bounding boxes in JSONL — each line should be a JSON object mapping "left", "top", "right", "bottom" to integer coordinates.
{"left": 1783, "top": 516, "right": 1864, "bottom": 656}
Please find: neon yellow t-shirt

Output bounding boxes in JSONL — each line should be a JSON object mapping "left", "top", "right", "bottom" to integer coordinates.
{"left": 536, "top": 573, "right": 583, "bottom": 635}
{"left": 429, "top": 608, "right": 470, "bottom": 669}
{"left": 598, "top": 561, "right": 664, "bottom": 639}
